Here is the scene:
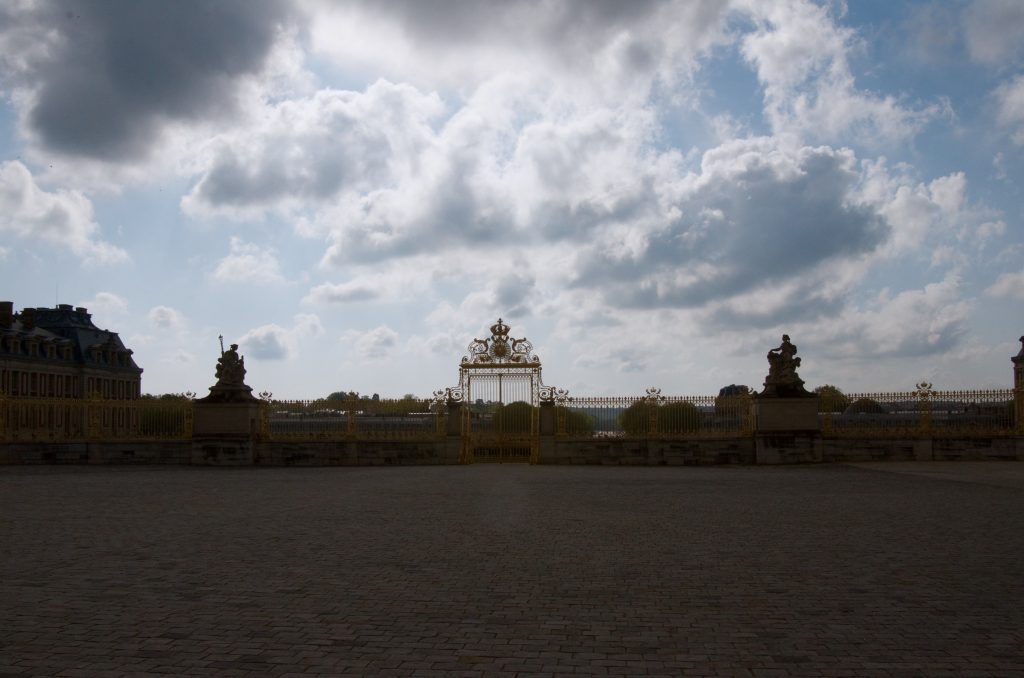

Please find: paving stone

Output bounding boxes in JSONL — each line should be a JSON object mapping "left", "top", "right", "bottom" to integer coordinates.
{"left": 1, "top": 463, "right": 1023, "bottom": 676}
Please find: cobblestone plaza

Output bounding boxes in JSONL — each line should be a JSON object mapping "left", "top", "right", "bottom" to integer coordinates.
{"left": 2, "top": 463, "right": 1023, "bottom": 677}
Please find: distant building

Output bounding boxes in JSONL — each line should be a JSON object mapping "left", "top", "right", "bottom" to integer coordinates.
{"left": 0, "top": 301, "right": 142, "bottom": 399}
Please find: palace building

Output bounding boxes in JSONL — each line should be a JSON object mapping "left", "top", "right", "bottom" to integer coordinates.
{"left": 0, "top": 301, "right": 142, "bottom": 400}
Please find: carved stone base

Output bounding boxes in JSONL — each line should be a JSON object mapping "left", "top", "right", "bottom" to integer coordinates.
{"left": 191, "top": 438, "right": 254, "bottom": 466}
{"left": 754, "top": 397, "right": 821, "bottom": 464}
{"left": 754, "top": 396, "right": 820, "bottom": 432}
{"left": 197, "top": 385, "right": 256, "bottom": 403}
{"left": 193, "top": 401, "right": 261, "bottom": 438}
{"left": 755, "top": 433, "right": 822, "bottom": 465}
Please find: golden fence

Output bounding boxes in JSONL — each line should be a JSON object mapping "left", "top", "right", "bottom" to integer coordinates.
{"left": 259, "top": 398, "right": 444, "bottom": 441}
{"left": 820, "top": 388, "right": 1017, "bottom": 438}
{"left": 0, "top": 396, "right": 194, "bottom": 443}
{"left": 1, "top": 387, "right": 1018, "bottom": 445}
{"left": 556, "top": 393, "right": 753, "bottom": 439}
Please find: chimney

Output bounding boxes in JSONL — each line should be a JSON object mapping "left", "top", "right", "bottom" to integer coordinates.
{"left": 21, "top": 307, "right": 36, "bottom": 330}
{"left": 0, "top": 301, "right": 12, "bottom": 327}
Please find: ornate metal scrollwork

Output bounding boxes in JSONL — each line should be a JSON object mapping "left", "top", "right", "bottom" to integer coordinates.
{"left": 461, "top": 318, "right": 539, "bottom": 365}
{"left": 914, "top": 382, "right": 934, "bottom": 399}
{"left": 258, "top": 390, "right": 274, "bottom": 402}
{"left": 432, "top": 387, "right": 464, "bottom": 406}
{"left": 539, "top": 386, "right": 570, "bottom": 405}
{"left": 645, "top": 387, "right": 665, "bottom": 403}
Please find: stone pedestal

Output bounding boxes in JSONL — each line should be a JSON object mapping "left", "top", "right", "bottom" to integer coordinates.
{"left": 754, "top": 397, "right": 819, "bottom": 432}
{"left": 754, "top": 397, "right": 821, "bottom": 464}
{"left": 191, "top": 401, "right": 260, "bottom": 465}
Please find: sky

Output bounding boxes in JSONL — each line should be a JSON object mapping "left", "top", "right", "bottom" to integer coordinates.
{"left": 1, "top": 0, "right": 1022, "bottom": 399}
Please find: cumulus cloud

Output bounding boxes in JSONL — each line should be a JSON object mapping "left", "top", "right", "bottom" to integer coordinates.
{"left": 77, "top": 292, "right": 128, "bottom": 329}
{"left": 494, "top": 272, "right": 537, "bottom": 318}
{"left": 0, "top": 161, "right": 127, "bottom": 264}
{"left": 963, "top": 0, "right": 1024, "bottom": 64}
{"left": 571, "top": 139, "right": 886, "bottom": 309}
{"left": 738, "top": 0, "right": 937, "bottom": 144}
{"left": 183, "top": 80, "right": 443, "bottom": 219}
{"left": 239, "top": 323, "right": 291, "bottom": 360}
{"left": 304, "top": 281, "right": 380, "bottom": 304}
{"left": 308, "top": 0, "right": 730, "bottom": 98}
{"left": 994, "top": 75, "right": 1024, "bottom": 144}
{"left": 0, "top": 1, "right": 296, "bottom": 163}
{"left": 239, "top": 313, "right": 323, "bottom": 360}
{"left": 211, "top": 237, "right": 287, "bottom": 285}
{"left": 985, "top": 270, "right": 1024, "bottom": 300}
{"left": 343, "top": 325, "right": 400, "bottom": 360}
{"left": 819, "top": 276, "right": 972, "bottom": 359}
{"left": 147, "top": 305, "right": 184, "bottom": 330}
{"left": 160, "top": 349, "right": 196, "bottom": 365}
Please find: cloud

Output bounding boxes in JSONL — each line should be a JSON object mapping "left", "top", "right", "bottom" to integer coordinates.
{"left": 738, "top": 0, "right": 938, "bottom": 144}
{"left": 571, "top": 139, "right": 886, "bottom": 308}
{"left": 1, "top": 1, "right": 296, "bottom": 163}
{"left": 963, "top": 0, "right": 1024, "bottom": 64}
{"left": 984, "top": 270, "right": 1024, "bottom": 300}
{"left": 78, "top": 292, "right": 128, "bottom": 329}
{"left": 160, "top": 349, "right": 196, "bottom": 365}
{"left": 147, "top": 305, "right": 184, "bottom": 330}
{"left": 304, "top": 281, "right": 381, "bottom": 304}
{"left": 0, "top": 161, "right": 127, "bottom": 264}
{"left": 240, "top": 323, "right": 291, "bottom": 360}
{"left": 184, "top": 81, "right": 443, "bottom": 220}
{"left": 493, "top": 272, "right": 537, "bottom": 318}
{"left": 343, "top": 325, "right": 400, "bottom": 360}
{"left": 994, "top": 75, "right": 1024, "bottom": 144}
{"left": 239, "top": 313, "right": 323, "bottom": 361}
{"left": 818, "top": 276, "right": 972, "bottom": 359}
{"left": 307, "top": 0, "right": 730, "bottom": 98}
{"left": 211, "top": 237, "right": 286, "bottom": 285}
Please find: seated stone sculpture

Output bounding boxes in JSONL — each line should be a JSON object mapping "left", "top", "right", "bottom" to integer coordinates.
{"left": 199, "top": 343, "right": 256, "bottom": 402}
{"left": 759, "top": 334, "right": 811, "bottom": 398}
{"left": 215, "top": 344, "right": 246, "bottom": 387}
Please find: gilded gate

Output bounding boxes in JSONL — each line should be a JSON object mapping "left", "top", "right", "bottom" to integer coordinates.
{"left": 434, "top": 319, "right": 563, "bottom": 463}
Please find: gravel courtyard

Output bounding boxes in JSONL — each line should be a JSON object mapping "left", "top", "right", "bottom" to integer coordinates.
{"left": 1, "top": 463, "right": 1022, "bottom": 677}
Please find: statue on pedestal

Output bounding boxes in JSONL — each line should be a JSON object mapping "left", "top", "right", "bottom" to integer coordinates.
{"left": 198, "top": 342, "right": 256, "bottom": 403}
{"left": 759, "top": 334, "right": 812, "bottom": 398}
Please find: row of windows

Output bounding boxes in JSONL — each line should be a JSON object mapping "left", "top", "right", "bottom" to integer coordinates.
{"left": 1, "top": 338, "right": 74, "bottom": 360}
{"left": 0, "top": 369, "right": 140, "bottom": 399}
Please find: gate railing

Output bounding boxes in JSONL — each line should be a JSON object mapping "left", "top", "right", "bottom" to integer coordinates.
{"left": 0, "top": 395, "right": 194, "bottom": 442}
{"left": 259, "top": 397, "right": 443, "bottom": 441}
{"left": 554, "top": 392, "right": 753, "bottom": 439}
{"left": 819, "top": 387, "right": 1016, "bottom": 438}
{"left": 462, "top": 400, "right": 538, "bottom": 463}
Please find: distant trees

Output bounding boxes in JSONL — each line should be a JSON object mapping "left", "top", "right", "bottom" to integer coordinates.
{"left": 814, "top": 385, "right": 850, "bottom": 413}
{"left": 557, "top": 406, "right": 595, "bottom": 435}
{"left": 326, "top": 391, "right": 385, "bottom": 402}
{"left": 844, "top": 397, "right": 887, "bottom": 414}
{"left": 492, "top": 401, "right": 534, "bottom": 432}
{"left": 617, "top": 400, "right": 701, "bottom": 436}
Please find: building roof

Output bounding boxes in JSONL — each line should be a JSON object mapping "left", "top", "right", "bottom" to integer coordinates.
{"left": 0, "top": 302, "right": 142, "bottom": 374}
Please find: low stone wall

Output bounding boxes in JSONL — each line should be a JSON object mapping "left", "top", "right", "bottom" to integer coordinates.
{"left": 2, "top": 435, "right": 1022, "bottom": 465}
{"left": 823, "top": 437, "right": 1024, "bottom": 462}
{"left": 538, "top": 437, "right": 755, "bottom": 465}
{"left": 1, "top": 441, "right": 191, "bottom": 465}
{"left": 253, "top": 439, "right": 461, "bottom": 466}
